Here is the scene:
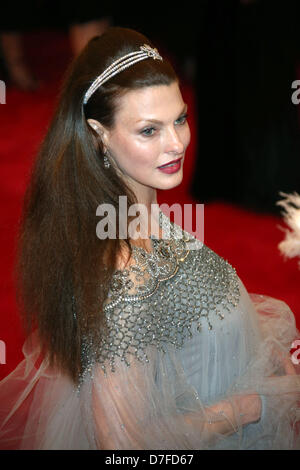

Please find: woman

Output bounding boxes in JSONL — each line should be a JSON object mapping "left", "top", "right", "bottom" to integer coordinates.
{"left": 0, "top": 27, "right": 300, "bottom": 450}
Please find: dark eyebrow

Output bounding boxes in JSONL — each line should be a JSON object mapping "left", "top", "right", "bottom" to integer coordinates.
{"left": 135, "top": 103, "right": 188, "bottom": 125}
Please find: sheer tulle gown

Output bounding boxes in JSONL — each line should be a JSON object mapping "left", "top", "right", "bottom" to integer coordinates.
{"left": 1, "top": 211, "right": 300, "bottom": 449}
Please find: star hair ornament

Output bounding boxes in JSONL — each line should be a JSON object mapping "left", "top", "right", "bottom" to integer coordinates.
{"left": 83, "top": 44, "right": 163, "bottom": 105}
{"left": 276, "top": 191, "right": 300, "bottom": 269}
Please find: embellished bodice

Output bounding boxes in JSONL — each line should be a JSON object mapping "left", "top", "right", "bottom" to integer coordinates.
{"left": 80, "top": 211, "right": 241, "bottom": 377}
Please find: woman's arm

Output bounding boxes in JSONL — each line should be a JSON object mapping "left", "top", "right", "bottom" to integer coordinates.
{"left": 91, "top": 342, "right": 300, "bottom": 449}
{"left": 198, "top": 354, "right": 299, "bottom": 445}
{"left": 187, "top": 392, "right": 262, "bottom": 444}
{"left": 91, "top": 359, "right": 262, "bottom": 450}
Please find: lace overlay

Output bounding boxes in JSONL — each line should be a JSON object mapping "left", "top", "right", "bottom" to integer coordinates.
{"left": 80, "top": 211, "right": 241, "bottom": 379}
{"left": 2, "top": 216, "right": 300, "bottom": 449}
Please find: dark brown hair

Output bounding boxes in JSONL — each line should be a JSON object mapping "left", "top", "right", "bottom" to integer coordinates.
{"left": 16, "top": 27, "right": 177, "bottom": 383}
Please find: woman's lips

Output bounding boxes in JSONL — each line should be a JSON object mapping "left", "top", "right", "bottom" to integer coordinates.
{"left": 157, "top": 158, "right": 182, "bottom": 174}
{"left": 158, "top": 157, "right": 182, "bottom": 168}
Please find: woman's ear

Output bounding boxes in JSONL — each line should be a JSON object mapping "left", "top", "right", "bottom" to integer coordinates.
{"left": 87, "top": 119, "right": 106, "bottom": 149}
{"left": 87, "top": 118, "right": 101, "bottom": 134}
{"left": 87, "top": 119, "right": 109, "bottom": 149}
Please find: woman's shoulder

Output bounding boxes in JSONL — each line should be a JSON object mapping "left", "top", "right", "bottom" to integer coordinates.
{"left": 104, "top": 213, "right": 241, "bottom": 313}
{"left": 166, "top": 212, "right": 238, "bottom": 275}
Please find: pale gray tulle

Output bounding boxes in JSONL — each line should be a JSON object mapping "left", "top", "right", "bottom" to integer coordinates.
{"left": 1, "top": 277, "right": 300, "bottom": 449}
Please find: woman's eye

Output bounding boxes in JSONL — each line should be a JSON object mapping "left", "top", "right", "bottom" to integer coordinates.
{"left": 176, "top": 113, "right": 188, "bottom": 125}
{"left": 140, "top": 114, "right": 188, "bottom": 137}
{"left": 141, "top": 127, "right": 156, "bottom": 137}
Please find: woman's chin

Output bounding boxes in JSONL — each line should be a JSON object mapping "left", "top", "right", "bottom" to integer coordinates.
{"left": 157, "top": 171, "right": 183, "bottom": 190}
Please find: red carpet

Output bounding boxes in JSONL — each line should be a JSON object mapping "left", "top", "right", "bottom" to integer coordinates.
{"left": 0, "top": 30, "right": 299, "bottom": 380}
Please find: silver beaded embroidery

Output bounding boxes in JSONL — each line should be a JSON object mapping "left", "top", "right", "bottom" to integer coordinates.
{"left": 80, "top": 211, "right": 241, "bottom": 379}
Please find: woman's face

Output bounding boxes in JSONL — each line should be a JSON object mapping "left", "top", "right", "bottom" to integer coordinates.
{"left": 91, "top": 81, "right": 190, "bottom": 201}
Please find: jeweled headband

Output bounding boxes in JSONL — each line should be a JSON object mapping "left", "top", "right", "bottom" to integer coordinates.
{"left": 83, "top": 44, "right": 163, "bottom": 105}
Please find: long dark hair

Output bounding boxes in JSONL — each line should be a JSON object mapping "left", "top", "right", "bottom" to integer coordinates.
{"left": 16, "top": 27, "right": 177, "bottom": 383}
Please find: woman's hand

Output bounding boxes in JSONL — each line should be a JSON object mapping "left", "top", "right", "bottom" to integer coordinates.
{"left": 239, "top": 354, "right": 300, "bottom": 426}
{"left": 231, "top": 392, "right": 262, "bottom": 426}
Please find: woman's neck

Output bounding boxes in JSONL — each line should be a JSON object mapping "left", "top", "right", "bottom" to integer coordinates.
{"left": 132, "top": 188, "right": 160, "bottom": 238}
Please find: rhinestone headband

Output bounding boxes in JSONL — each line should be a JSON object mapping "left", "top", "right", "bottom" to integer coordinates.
{"left": 83, "top": 44, "right": 163, "bottom": 105}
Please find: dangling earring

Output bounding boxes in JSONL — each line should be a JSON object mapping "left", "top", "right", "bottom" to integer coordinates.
{"left": 89, "top": 122, "right": 110, "bottom": 169}
{"left": 103, "top": 149, "right": 110, "bottom": 169}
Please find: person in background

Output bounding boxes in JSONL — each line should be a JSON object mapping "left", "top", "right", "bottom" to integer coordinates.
{"left": 0, "top": 1, "right": 110, "bottom": 90}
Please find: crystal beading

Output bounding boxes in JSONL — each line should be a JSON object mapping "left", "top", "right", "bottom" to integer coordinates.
{"left": 78, "top": 211, "right": 241, "bottom": 382}
{"left": 83, "top": 44, "right": 163, "bottom": 105}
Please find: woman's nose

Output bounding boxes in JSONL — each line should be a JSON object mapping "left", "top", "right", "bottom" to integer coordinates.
{"left": 165, "top": 128, "right": 185, "bottom": 154}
